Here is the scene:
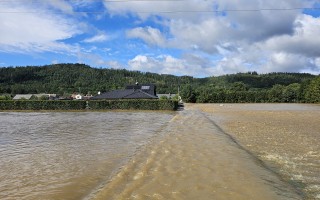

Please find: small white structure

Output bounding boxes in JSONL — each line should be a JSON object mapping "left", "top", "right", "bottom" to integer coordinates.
{"left": 75, "top": 94, "right": 83, "bottom": 100}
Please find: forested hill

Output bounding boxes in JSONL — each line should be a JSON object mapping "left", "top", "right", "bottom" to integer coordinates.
{"left": 0, "top": 63, "right": 193, "bottom": 95}
{"left": 0, "top": 63, "right": 319, "bottom": 103}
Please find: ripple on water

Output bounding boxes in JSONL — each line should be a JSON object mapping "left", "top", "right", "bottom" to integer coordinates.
{"left": 0, "top": 111, "right": 174, "bottom": 200}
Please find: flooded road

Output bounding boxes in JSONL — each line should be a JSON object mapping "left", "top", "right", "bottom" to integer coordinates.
{"left": 196, "top": 103, "right": 320, "bottom": 200}
{"left": 91, "top": 106, "right": 300, "bottom": 200}
{"left": 1, "top": 104, "right": 317, "bottom": 199}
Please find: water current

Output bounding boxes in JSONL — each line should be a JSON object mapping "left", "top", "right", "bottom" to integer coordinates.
{"left": 196, "top": 103, "right": 320, "bottom": 200}
{"left": 0, "top": 104, "right": 318, "bottom": 200}
{"left": 0, "top": 111, "right": 174, "bottom": 200}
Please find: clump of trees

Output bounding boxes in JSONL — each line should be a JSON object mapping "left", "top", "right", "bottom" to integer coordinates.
{"left": 304, "top": 76, "right": 320, "bottom": 103}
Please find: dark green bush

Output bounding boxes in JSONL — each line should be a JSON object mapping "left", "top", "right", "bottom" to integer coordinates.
{"left": 0, "top": 100, "right": 86, "bottom": 110}
{"left": 88, "top": 99, "right": 178, "bottom": 111}
{"left": 0, "top": 100, "right": 178, "bottom": 111}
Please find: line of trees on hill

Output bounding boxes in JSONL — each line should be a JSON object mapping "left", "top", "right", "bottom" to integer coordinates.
{"left": 0, "top": 63, "right": 319, "bottom": 103}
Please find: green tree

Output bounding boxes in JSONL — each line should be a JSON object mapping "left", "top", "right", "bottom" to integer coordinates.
{"left": 282, "top": 83, "right": 301, "bottom": 102}
{"left": 180, "top": 84, "right": 197, "bottom": 103}
{"left": 230, "top": 81, "right": 248, "bottom": 91}
{"left": 304, "top": 76, "right": 320, "bottom": 103}
{"left": 268, "top": 84, "right": 285, "bottom": 102}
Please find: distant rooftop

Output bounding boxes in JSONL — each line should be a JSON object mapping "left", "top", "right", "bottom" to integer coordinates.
{"left": 91, "top": 84, "right": 158, "bottom": 100}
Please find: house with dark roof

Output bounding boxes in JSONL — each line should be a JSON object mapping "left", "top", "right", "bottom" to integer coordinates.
{"left": 91, "top": 84, "right": 158, "bottom": 100}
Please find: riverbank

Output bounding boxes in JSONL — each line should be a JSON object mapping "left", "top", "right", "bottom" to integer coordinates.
{"left": 194, "top": 103, "right": 320, "bottom": 200}
{"left": 90, "top": 104, "right": 301, "bottom": 200}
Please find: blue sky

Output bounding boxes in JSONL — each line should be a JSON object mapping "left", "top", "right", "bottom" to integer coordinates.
{"left": 0, "top": 0, "right": 319, "bottom": 77}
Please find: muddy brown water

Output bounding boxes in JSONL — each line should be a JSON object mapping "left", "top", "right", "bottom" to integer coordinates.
{"left": 196, "top": 103, "right": 320, "bottom": 200}
{"left": 0, "top": 111, "right": 174, "bottom": 200}
{"left": 0, "top": 104, "right": 318, "bottom": 200}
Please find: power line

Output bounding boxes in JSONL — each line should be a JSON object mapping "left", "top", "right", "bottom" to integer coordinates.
{"left": 0, "top": 0, "right": 186, "bottom": 2}
{"left": 0, "top": 7, "right": 319, "bottom": 14}
{"left": 0, "top": 0, "right": 319, "bottom": 14}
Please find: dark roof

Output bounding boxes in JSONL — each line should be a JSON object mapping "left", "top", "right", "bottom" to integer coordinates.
{"left": 92, "top": 84, "right": 158, "bottom": 100}
{"left": 125, "top": 84, "right": 156, "bottom": 96}
{"left": 91, "top": 89, "right": 158, "bottom": 100}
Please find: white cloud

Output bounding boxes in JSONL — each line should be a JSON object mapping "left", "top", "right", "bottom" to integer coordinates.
{"left": 104, "top": 0, "right": 320, "bottom": 75}
{"left": 126, "top": 27, "right": 166, "bottom": 47}
{"left": 315, "top": 58, "right": 320, "bottom": 67}
{"left": 1, "top": 0, "right": 319, "bottom": 76}
{"left": 0, "top": 2, "right": 80, "bottom": 53}
{"left": 128, "top": 54, "right": 216, "bottom": 77}
{"left": 43, "top": 0, "right": 74, "bottom": 14}
{"left": 105, "top": 61, "right": 123, "bottom": 69}
{"left": 51, "top": 60, "right": 59, "bottom": 65}
{"left": 261, "top": 52, "right": 310, "bottom": 73}
{"left": 168, "top": 18, "right": 232, "bottom": 53}
{"left": 103, "top": 0, "right": 215, "bottom": 20}
{"left": 263, "top": 14, "right": 320, "bottom": 57}
{"left": 83, "top": 33, "right": 109, "bottom": 43}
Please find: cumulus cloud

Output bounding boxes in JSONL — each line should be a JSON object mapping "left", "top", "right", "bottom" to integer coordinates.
{"left": 104, "top": 0, "right": 320, "bottom": 75}
{"left": 2, "top": 0, "right": 319, "bottom": 76}
{"left": 260, "top": 52, "right": 320, "bottom": 74}
{"left": 168, "top": 18, "right": 232, "bottom": 53}
{"left": 263, "top": 14, "right": 320, "bottom": 57}
{"left": 252, "top": 14, "right": 320, "bottom": 74}
{"left": 0, "top": 2, "right": 80, "bottom": 53}
{"left": 103, "top": 0, "right": 214, "bottom": 20}
{"left": 128, "top": 54, "right": 217, "bottom": 77}
{"left": 126, "top": 27, "right": 166, "bottom": 47}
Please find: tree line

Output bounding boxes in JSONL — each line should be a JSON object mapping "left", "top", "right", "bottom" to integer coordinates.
{"left": 0, "top": 63, "right": 319, "bottom": 103}
{"left": 180, "top": 74, "right": 320, "bottom": 103}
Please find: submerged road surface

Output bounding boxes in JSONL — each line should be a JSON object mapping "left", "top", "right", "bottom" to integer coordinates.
{"left": 91, "top": 106, "right": 301, "bottom": 200}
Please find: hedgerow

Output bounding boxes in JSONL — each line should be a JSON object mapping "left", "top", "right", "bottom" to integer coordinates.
{"left": 0, "top": 100, "right": 178, "bottom": 111}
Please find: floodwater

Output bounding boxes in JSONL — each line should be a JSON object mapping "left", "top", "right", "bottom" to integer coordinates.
{"left": 196, "top": 103, "right": 320, "bottom": 200}
{"left": 0, "top": 104, "right": 318, "bottom": 200}
{"left": 0, "top": 111, "right": 174, "bottom": 200}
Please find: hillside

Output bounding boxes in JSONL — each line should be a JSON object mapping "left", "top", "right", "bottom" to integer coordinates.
{"left": 0, "top": 63, "right": 319, "bottom": 103}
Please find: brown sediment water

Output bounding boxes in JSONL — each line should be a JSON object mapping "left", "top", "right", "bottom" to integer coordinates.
{"left": 195, "top": 103, "right": 320, "bottom": 200}
{"left": 1, "top": 104, "right": 316, "bottom": 200}
{"left": 0, "top": 111, "right": 174, "bottom": 200}
{"left": 89, "top": 105, "right": 300, "bottom": 200}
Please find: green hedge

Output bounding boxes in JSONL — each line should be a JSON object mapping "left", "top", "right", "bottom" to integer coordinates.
{"left": 0, "top": 100, "right": 86, "bottom": 110}
{"left": 0, "top": 100, "right": 178, "bottom": 111}
{"left": 88, "top": 99, "right": 178, "bottom": 110}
